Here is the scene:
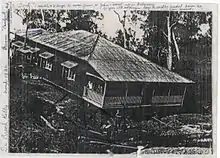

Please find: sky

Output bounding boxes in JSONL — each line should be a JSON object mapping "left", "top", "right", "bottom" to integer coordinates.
{"left": 94, "top": 11, "right": 123, "bottom": 37}
{"left": 11, "top": 12, "right": 26, "bottom": 33}
{"left": 11, "top": 10, "right": 145, "bottom": 39}
{"left": 11, "top": 9, "right": 210, "bottom": 40}
{"left": 94, "top": 10, "right": 145, "bottom": 39}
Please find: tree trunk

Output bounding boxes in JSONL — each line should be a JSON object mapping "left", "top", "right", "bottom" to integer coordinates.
{"left": 157, "top": 49, "right": 160, "bottom": 65}
{"left": 172, "top": 31, "right": 180, "bottom": 60}
{"left": 166, "top": 15, "right": 172, "bottom": 70}
{"left": 24, "top": 10, "right": 29, "bottom": 48}
{"left": 41, "top": 9, "right": 45, "bottom": 27}
{"left": 122, "top": 11, "right": 127, "bottom": 49}
{"left": 114, "top": 10, "right": 127, "bottom": 49}
{"left": 122, "top": 28, "right": 127, "bottom": 48}
{"left": 24, "top": 21, "right": 28, "bottom": 48}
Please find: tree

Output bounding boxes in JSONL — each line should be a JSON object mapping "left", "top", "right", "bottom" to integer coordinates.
{"left": 113, "top": 10, "right": 148, "bottom": 52}
{"left": 166, "top": 12, "right": 181, "bottom": 70}
{"left": 66, "top": 10, "right": 104, "bottom": 33}
{"left": 16, "top": 9, "right": 104, "bottom": 33}
{"left": 114, "top": 10, "right": 127, "bottom": 48}
{"left": 15, "top": 8, "right": 31, "bottom": 48}
{"left": 137, "top": 11, "right": 212, "bottom": 70}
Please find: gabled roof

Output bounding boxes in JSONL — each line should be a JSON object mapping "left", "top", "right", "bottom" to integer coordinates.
{"left": 16, "top": 29, "right": 193, "bottom": 83}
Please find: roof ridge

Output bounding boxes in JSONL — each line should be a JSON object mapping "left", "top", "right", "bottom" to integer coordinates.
{"left": 19, "top": 29, "right": 193, "bottom": 83}
{"left": 88, "top": 36, "right": 194, "bottom": 83}
{"left": 87, "top": 34, "right": 100, "bottom": 61}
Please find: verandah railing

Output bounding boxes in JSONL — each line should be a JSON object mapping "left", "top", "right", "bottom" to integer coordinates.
{"left": 83, "top": 87, "right": 103, "bottom": 105}
{"left": 104, "top": 96, "right": 142, "bottom": 105}
{"left": 104, "top": 95, "right": 182, "bottom": 106}
{"left": 151, "top": 95, "right": 183, "bottom": 104}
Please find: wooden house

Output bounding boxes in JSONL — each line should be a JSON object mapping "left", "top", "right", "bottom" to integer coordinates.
{"left": 12, "top": 29, "right": 194, "bottom": 117}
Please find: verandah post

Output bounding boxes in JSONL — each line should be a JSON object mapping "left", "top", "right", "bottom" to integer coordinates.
{"left": 39, "top": 57, "right": 43, "bottom": 79}
{"left": 125, "top": 82, "right": 128, "bottom": 97}
{"left": 39, "top": 57, "right": 42, "bottom": 68}
{"left": 102, "top": 81, "right": 107, "bottom": 106}
{"left": 181, "top": 86, "right": 187, "bottom": 106}
{"left": 123, "top": 82, "right": 128, "bottom": 131}
{"left": 61, "top": 66, "right": 64, "bottom": 78}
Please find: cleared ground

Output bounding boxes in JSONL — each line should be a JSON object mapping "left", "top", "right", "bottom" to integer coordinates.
{"left": 9, "top": 78, "right": 212, "bottom": 154}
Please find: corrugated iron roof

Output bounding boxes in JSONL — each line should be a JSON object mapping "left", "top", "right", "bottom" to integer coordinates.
{"left": 17, "top": 29, "right": 193, "bottom": 83}
{"left": 23, "top": 30, "right": 98, "bottom": 61}
{"left": 16, "top": 28, "right": 46, "bottom": 38}
{"left": 88, "top": 37, "right": 193, "bottom": 83}
{"left": 16, "top": 28, "right": 48, "bottom": 38}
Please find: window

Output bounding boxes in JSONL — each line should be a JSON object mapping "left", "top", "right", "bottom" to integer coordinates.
{"left": 45, "top": 61, "right": 53, "bottom": 71}
{"left": 27, "top": 54, "right": 31, "bottom": 60}
{"left": 61, "top": 61, "right": 78, "bottom": 81}
{"left": 39, "top": 52, "right": 54, "bottom": 71}
{"left": 62, "top": 66, "right": 76, "bottom": 81}
{"left": 62, "top": 67, "right": 69, "bottom": 78}
{"left": 67, "top": 70, "right": 76, "bottom": 81}
{"left": 41, "top": 59, "right": 46, "bottom": 68}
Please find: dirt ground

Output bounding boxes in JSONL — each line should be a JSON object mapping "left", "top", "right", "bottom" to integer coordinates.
{"left": 9, "top": 78, "right": 212, "bottom": 154}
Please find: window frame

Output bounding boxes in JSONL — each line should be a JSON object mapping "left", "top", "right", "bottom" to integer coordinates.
{"left": 67, "top": 69, "right": 76, "bottom": 81}
{"left": 27, "top": 54, "right": 31, "bottom": 60}
{"left": 45, "top": 61, "right": 53, "bottom": 71}
{"left": 62, "top": 66, "right": 76, "bottom": 81}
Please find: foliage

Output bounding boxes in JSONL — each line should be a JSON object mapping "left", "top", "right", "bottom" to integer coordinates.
{"left": 129, "top": 11, "right": 212, "bottom": 68}
{"left": 15, "top": 9, "right": 212, "bottom": 65}
{"left": 15, "top": 9, "right": 104, "bottom": 33}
